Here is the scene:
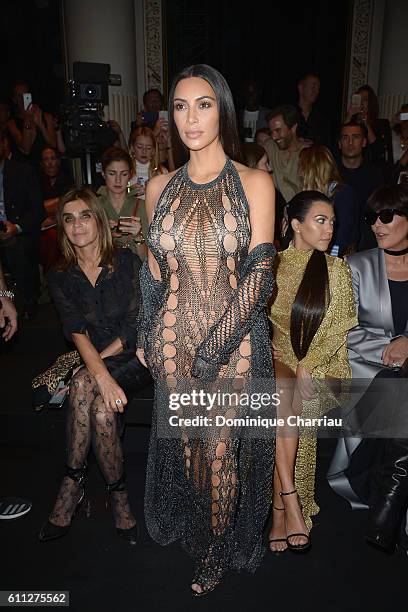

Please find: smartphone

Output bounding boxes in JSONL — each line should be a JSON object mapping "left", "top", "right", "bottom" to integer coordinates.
{"left": 400, "top": 112, "right": 408, "bottom": 121}
{"left": 351, "top": 93, "right": 361, "bottom": 107}
{"left": 23, "top": 92, "right": 32, "bottom": 111}
{"left": 158, "top": 110, "right": 168, "bottom": 121}
{"left": 398, "top": 171, "right": 408, "bottom": 185}
{"left": 141, "top": 111, "right": 158, "bottom": 128}
{"left": 118, "top": 216, "right": 133, "bottom": 234}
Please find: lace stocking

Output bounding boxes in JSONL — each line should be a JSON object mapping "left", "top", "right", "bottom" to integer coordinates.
{"left": 49, "top": 369, "right": 93, "bottom": 526}
{"left": 90, "top": 394, "right": 136, "bottom": 530}
{"left": 49, "top": 368, "right": 135, "bottom": 530}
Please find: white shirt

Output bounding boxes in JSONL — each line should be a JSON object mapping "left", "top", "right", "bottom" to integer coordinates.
{"left": 243, "top": 109, "right": 259, "bottom": 142}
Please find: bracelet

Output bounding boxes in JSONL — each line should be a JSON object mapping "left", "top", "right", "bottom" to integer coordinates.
{"left": 133, "top": 237, "right": 145, "bottom": 245}
{"left": 0, "top": 290, "right": 15, "bottom": 300}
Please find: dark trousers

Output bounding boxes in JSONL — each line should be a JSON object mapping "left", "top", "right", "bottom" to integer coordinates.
{"left": 0, "top": 235, "right": 40, "bottom": 312}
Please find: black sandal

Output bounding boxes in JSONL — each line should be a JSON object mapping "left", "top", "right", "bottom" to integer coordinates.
{"left": 280, "top": 489, "right": 311, "bottom": 553}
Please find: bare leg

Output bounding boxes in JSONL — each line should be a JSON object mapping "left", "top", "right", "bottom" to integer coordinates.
{"left": 270, "top": 361, "right": 309, "bottom": 548}
{"left": 268, "top": 467, "right": 287, "bottom": 553}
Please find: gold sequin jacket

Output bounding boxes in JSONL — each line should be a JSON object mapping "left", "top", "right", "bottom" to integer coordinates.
{"left": 269, "top": 243, "right": 358, "bottom": 378}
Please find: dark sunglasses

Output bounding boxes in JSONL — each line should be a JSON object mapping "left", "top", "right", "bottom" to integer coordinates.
{"left": 365, "top": 209, "right": 407, "bottom": 225}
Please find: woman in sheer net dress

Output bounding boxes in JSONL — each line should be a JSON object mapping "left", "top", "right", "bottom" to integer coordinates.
{"left": 136, "top": 64, "right": 276, "bottom": 595}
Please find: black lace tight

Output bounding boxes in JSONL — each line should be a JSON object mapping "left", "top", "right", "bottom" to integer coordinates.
{"left": 49, "top": 368, "right": 135, "bottom": 530}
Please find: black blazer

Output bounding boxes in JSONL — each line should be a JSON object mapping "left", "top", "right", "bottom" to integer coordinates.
{"left": 3, "top": 158, "right": 45, "bottom": 237}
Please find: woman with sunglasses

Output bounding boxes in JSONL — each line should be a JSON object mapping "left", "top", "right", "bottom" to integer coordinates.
{"left": 328, "top": 183, "right": 408, "bottom": 553}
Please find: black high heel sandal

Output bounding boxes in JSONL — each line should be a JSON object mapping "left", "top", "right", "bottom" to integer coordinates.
{"left": 106, "top": 475, "right": 138, "bottom": 546}
{"left": 268, "top": 505, "right": 288, "bottom": 555}
{"left": 38, "top": 464, "right": 90, "bottom": 542}
{"left": 280, "top": 489, "right": 311, "bottom": 553}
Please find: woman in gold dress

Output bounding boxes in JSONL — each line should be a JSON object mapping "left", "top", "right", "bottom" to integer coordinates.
{"left": 268, "top": 190, "right": 357, "bottom": 553}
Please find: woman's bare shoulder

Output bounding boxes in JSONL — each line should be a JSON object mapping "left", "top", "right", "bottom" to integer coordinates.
{"left": 232, "top": 161, "right": 274, "bottom": 202}
{"left": 146, "top": 169, "right": 179, "bottom": 203}
{"left": 232, "top": 161, "right": 273, "bottom": 186}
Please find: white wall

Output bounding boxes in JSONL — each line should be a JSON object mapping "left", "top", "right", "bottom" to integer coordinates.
{"left": 379, "top": 0, "right": 408, "bottom": 95}
{"left": 63, "top": 0, "right": 137, "bottom": 95}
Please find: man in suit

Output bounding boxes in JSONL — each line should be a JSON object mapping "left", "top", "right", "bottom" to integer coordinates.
{"left": 0, "top": 128, "right": 45, "bottom": 318}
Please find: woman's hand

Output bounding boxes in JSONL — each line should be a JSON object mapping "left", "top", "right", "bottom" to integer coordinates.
{"left": 108, "top": 218, "right": 122, "bottom": 239}
{"left": 295, "top": 364, "right": 315, "bottom": 401}
{"left": 346, "top": 104, "right": 361, "bottom": 121}
{"left": 136, "top": 347, "right": 147, "bottom": 368}
{"left": 382, "top": 337, "right": 408, "bottom": 368}
{"left": 94, "top": 371, "right": 128, "bottom": 413}
{"left": 118, "top": 216, "right": 142, "bottom": 236}
{"left": 153, "top": 117, "right": 169, "bottom": 138}
{"left": 30, "top": 104, "right": 43, "bottom": 127}
{"left": 272, "top": 343, "right": 282, "bottom": 361}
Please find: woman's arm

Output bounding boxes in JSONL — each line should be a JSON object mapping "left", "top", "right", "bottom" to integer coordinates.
{"left": 136, "top": 174, "right": 173, "bottom": 365}
{"left": 33, "top": 110, "right": 57, "bottom": 148}
{"left": 72, "top": 333, "right": 127, "bottom": 412}
{"left": 7, "top": 117, "right": 36, "bottom": 155}
{"left": 346, "top": 263, "right": 390, "bottom": 362}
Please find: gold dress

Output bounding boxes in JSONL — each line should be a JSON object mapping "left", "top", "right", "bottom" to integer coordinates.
{"left": 269, "top": 243, "right": 357, "bottom": 528}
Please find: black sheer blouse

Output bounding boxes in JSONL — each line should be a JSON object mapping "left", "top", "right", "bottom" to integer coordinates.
{"left": 47, "top": 249, "right": 141, "bottom": 352}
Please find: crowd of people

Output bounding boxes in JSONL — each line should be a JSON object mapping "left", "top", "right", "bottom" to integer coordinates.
{"left": 1, "top": 66, "right": 408, "bottom": 595}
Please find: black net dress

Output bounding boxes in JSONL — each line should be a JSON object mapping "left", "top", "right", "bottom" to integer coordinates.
{"left": 138, "top": 158, "right": 276, "bottom": 578}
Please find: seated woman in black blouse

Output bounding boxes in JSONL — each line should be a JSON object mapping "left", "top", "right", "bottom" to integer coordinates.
{"left": 39, "top": 187, "right": 149, "bottom": 545}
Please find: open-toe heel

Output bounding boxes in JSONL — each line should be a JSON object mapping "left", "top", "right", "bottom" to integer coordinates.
{"left": 268, "top": 505, "right": 287, "bottom": 555}
{"left": 280, "top": 489, "right": 311, "bottom": 553}
{"left": 191, "top": 544, "right": 226, "bottom": 596}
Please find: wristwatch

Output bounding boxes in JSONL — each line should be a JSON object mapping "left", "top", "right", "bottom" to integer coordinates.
{"left": 0, "top": 290, "right": 15, "bottom": 300}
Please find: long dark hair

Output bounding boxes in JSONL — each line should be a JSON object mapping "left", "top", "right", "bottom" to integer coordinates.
{"left": 287, "top": 191, "right": 332, "bottom": 361}
{"left": 168, "top": 64, "right": 242, "bottom": 163}
{"left": 357, "top": 84, "right": 379, "bottom": 125}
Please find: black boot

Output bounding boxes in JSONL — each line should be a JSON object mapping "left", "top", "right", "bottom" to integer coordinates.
{"left": 366, "top": 439, "right": 408, "bottom": 552}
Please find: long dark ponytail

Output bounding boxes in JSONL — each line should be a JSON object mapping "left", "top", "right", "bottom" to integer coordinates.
{"left": 287, "top": 191, "right": 332, "bottom": 361}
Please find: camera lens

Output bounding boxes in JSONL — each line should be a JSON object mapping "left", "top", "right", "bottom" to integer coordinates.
{"left": 85, "top": 85, "right": 97, "bottom": 98}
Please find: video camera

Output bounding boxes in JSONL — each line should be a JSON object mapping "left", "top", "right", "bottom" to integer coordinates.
{"left": 61, "top": 62, "right": 118, "bottom": 159}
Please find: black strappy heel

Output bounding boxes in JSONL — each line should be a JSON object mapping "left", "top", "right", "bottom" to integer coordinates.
{"left": 280, "top": 489, "right": 311, "bottom": 553}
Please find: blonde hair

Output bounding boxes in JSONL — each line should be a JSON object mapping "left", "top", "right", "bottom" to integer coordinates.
{"left": 129, "top": 127, "right": 161, "bottom": 177}
{"left": 299, "top": 145, "right": 342, "bottom": 195}
{"left": 55, "top": 187, "right": 115, "bottom": 271}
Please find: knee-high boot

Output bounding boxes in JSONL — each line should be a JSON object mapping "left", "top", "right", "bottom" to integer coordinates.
{"left": 366, "top": 438, "right": 408, "bottom": 552}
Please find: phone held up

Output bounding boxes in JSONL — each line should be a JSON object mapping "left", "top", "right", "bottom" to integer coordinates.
{"left": 351, "top": 93, "right": 362, "bottom": 108}
{"left": 141, "top": 111, "right": 158, "bottom": 129}
{"left": 22, "top": 92, "right": 32, "bottom": 111}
